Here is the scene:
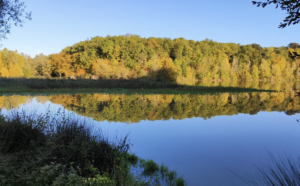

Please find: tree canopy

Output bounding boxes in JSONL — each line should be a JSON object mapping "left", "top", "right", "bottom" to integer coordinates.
{"left": 252, "top": 0, "right": 300, "bottom": 28}
{"left": 1, "top": 36, "right": 300, "bottom": 83}
{"left": 0, "top": 0, "right": 31, "bottom": 40}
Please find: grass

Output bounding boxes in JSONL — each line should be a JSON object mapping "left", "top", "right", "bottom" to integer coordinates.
{"left": 0, "top": 109, "right": 186, "bottom": 186}
{"left": 239, "top": 150, "right": 300, "bottom": 186}
{"left": 0, "top": 78, "right": 275, "bottom": 95}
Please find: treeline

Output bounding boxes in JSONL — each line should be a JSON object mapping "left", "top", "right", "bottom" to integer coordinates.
{"left": 1, "top": 36, "right": 300, "bottom": 83}
{"left": 0, "top": 49, "right": 51, "bottom": 78}
{"left": 1, "top": 90, "right": 299, "bottom": 123}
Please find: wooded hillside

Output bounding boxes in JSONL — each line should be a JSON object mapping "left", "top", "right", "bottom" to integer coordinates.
{"left": 1, "top": 35, "right": 300, "bottom": 84}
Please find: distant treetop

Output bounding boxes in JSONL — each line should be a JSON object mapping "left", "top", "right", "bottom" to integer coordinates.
{"left": 288, "top": 42, "right": 300, "bottom": 48}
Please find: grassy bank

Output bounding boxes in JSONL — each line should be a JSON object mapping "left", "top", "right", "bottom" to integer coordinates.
{"left": 0, "top": 78, "right": 274, "bottom": 95}
{"left": 0, "top": 110, "right": 186, "bottom": 186}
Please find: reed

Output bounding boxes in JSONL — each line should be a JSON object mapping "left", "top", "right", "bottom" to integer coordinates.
{"left": 242, "top": 150, "right": 300, "bottom": 186}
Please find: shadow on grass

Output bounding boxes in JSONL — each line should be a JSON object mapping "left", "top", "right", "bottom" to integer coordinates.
{"left": 0, "top": 78, "right": 274, "bottom": 95}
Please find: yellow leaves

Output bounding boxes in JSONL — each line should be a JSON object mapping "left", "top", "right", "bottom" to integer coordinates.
{"left": 158, "top": 57, "right": 178, "bottom": 82}
{"left": 50, "top": 53, "right": 71, "bottom": 78}
{"left": 0, "top": 96, "right": 28, "bottom": 110}
{"left": 271, "top": 64, "right": 281, "bottom": 79}
{"left": 245, "top": 71, "right": 252, "bottom": 80}
{"left": 0, "top": 51, "right": 3, "bottom": 69}
{"left": 292, "top": 97, "right": 300, "bottom": 111}
{"left": 92, "top": 94, "right": 111, "bottom": 102}
{"left": 270, "top": 92, "right": 285, "bottom": 104}
{"left": 8, "top": 63, "right": 23, "bottom": 78}
{"left": 286, "top": 102, "right": 293, "bottom": 111}
{"left": 259, "top": 92, "right": 269, "bottom": 102}
{"left": 17, "top": 54, "right": 24, "bottom": 68}
{"left": 220, "top": 58, "right": 230, "bottom": 80}
{"left": 220, "top": 93, "right": 229, "bottom": 105}
{"left": 259, "top": 59, "right": 271, "bottom": 78}
{"left": 175, "top": 66, "right": 196, "bottom": 85}
{"left": 110, "top": 58, "right": 118, "bottom": 66}
{"left": 147, "top": 39, "right": 160, "bottom": 49}
{"left": 0, "top": 67, "right": 9, "bottom": 77}
{"left": 251, "top": 65, "right": 260, "bottom": 79}
{"left": 0, "top": 96, "right": 4, "bottom": 108}
{"left": 76, "top": 69, "right": 86, "bottom": 77}
{"left": 114, "top": 65, "right": 130, "bottom": 79}
{"left": 283, "top": 64, "right": 294, "bottom": 79}
{"left": 272, "top": 55, "right": 287, "bottom": 73}
{"left": 0, "top": 50, "right": 29, "bottom": 78}
{"left": 221, "top": 57, "right": 230, "bottom": 70}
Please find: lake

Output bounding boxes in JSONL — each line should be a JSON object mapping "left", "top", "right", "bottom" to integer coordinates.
{"left": 1, "top": 81, "right": 300, "bottom": 186}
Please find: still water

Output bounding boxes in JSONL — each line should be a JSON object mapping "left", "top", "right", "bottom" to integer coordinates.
{"left": 1, "top": 82, "right": 300, "bottom": 185}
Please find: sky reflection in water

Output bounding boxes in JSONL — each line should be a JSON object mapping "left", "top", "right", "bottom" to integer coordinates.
{"left": 0, "top": 95, "right": 300, "bottom": 186}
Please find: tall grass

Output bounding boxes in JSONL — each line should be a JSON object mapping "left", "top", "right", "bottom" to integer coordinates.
{"left": 242, "top": 150, "right": 300, "bottom": 186}
{"left": 0, "top": 108, "right": 186, "bottom": 186}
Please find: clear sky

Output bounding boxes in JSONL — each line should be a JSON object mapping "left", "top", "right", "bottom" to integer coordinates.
{"left": 2, "top": 0, "right": 299, "bottom": 57}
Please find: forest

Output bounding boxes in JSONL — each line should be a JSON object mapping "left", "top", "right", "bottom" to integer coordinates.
{"left": 0, "top": 35, "right": 300, "bottom": 84}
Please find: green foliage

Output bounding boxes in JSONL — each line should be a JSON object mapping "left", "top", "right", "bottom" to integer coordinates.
{"left": 136, "top": 159, "right": 187, "bottom": 186}
{"left": 142, "top": 160, "right": 160, "bottom": 176}
{"left": 0, "top": 110, "right": 186, "bottom": 186}
{"left": 82, "top": 174, "right": 116, "bottom": 186}
{"left": 46, "top": 36, "right": 300, "bottom": 83}
{"left": 127, "top": 154, "right": 138, "bottom": 165}
{"left": 1, "top": 36, "right": 300, "bottom": 83}
{"left": 251, "top": 65, "right": 260, "bottom": 79}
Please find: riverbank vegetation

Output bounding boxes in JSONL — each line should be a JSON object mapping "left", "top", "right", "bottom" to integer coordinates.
{"left": 0, "top": 36, "right": 300, "bottom": 84}
{"left": 0, "top": 110, "right": 186, "bottom": 186}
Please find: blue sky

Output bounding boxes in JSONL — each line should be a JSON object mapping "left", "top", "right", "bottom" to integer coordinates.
{"left": 2, "top": 0, "right": 299, "bottom": 57}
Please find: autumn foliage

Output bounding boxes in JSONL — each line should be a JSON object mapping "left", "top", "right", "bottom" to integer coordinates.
{"left": 1, "top": 36, "right": 300, "bottom": 84}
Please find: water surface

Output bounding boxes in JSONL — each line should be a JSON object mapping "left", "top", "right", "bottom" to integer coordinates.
{"left": 1, "top": 83, "right": 300, "bottom": 185}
